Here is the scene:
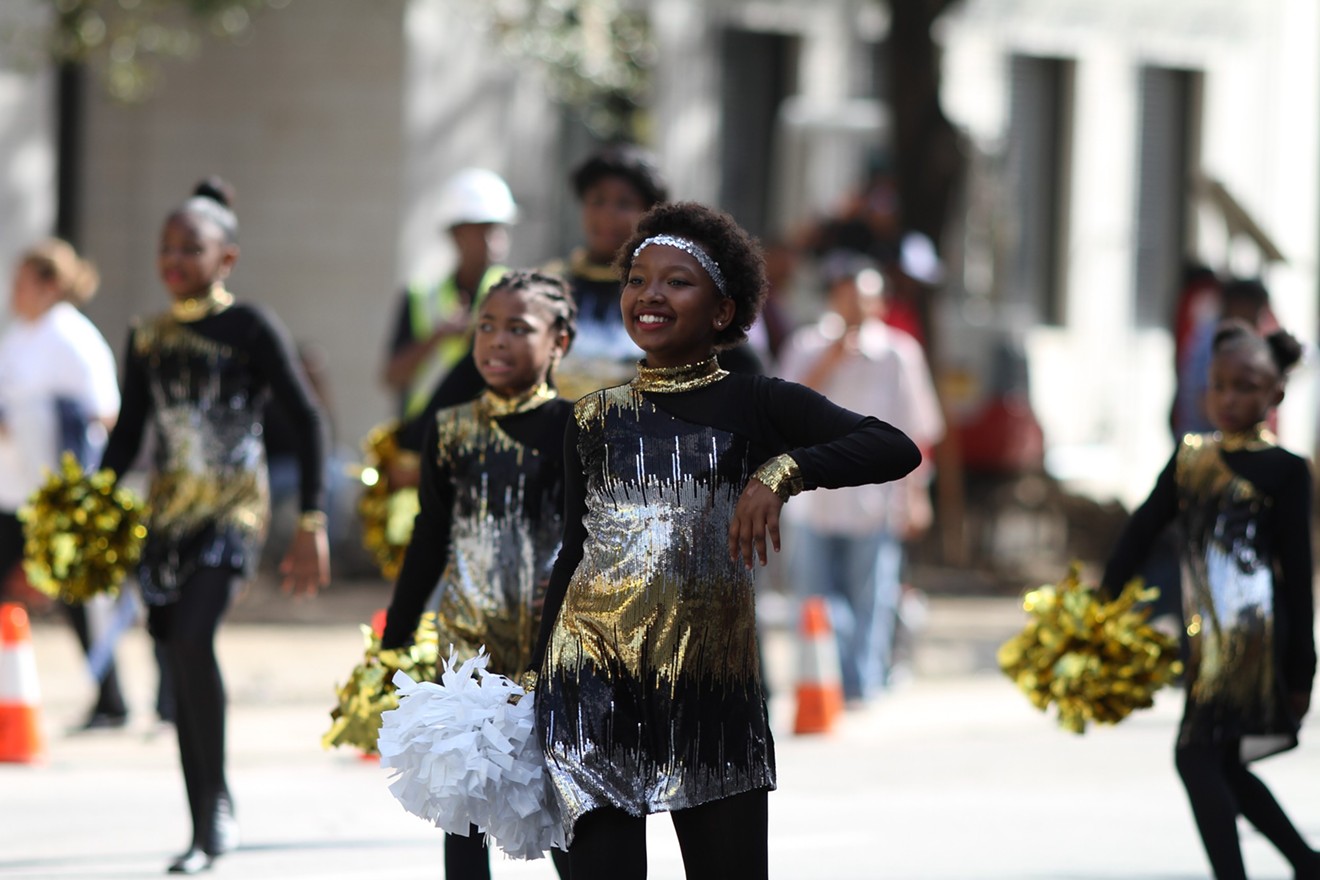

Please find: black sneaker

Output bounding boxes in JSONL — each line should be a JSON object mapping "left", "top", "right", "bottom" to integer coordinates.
{"left": 72, "top": 711, "right": 129, "bottom": 732}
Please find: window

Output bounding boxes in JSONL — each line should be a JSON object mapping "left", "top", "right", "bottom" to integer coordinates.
{"left": 1133, "top": 66, "right": 1202, "bottom": 328}
{"left": 1007, "top": 54, "right": 1074, "bottom": 326}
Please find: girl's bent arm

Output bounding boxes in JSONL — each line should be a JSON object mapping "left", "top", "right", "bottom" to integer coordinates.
{"left": 381, "top": 418, "right": 457, "bottom": 650}
{"left": 758, "top": 376, "right": 921, "bottom": 490}
{"left": 99, "top": 328, "right": 150, "bottom": 476}
{"left": 1276, "top": 455, "right": 1316, "bottom": 696}
{"left": 1101, "top": 453, "right": 1178, "bottom": 596}
{"left": 249, "top": 308, "right": 327, "bottom": 514}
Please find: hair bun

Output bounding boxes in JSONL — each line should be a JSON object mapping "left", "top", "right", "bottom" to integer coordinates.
{"left": 193, "top": 176, "right": 236, "bottom": 209}
{"left": 1265, "top": 329, "right": 1304, "bottom": 373}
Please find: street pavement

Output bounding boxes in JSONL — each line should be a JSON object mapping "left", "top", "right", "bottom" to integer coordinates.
{"left": 3, "top": 579, "right": 1319, "bottom": 880}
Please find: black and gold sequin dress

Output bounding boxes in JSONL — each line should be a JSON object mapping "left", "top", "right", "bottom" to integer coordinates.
{"left": 101, "top": 295, "right": 325, "bottom": 605}
{"left": 533, "top": 357, "right": 921, "bottom": 840}
{"left": 380, "top": 387, "right": 571, "bottom": 675}
{"left": 1104, "top": 425, "right": 1316, "bottom": 761}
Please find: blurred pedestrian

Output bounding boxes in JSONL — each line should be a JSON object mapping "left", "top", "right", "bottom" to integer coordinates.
{"left": 381, "top": 168, "right": 515, "bottom": 419}
{"left": 0, "top": 238, "right": 127, "bottom": 729}
{"left": 1103, "top": 321, "right": 1318, "bottom": 880}
{"left": 380, "top": 271, "right": 575, "bottom": 879}
{"left": 779, "top": 252, "right": 944, "bottom": 704}
{"left": 99, "top": 177, "right": 329, "bottom": 874}
{"left": 529, "top": 202, "right": 920, "bottom": 878}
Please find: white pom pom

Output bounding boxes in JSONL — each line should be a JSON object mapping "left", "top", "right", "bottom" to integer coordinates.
{"left": 378, "top": 647, "right": 565, "bottom": 859}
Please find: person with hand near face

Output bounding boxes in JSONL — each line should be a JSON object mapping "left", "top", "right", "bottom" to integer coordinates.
{"left": 1103, "top": 320, "right": 1318, "bottom": 880}
{"left": 100, "top": 176, "right": 330, "bottom": 874}
{"left": 527, "top": 202, "right": 920, "bottom": 879}
{"left": 779, "top": 252, "right": 944, "bottom": 706}
{"left": 0, "top": 239, "right": 126, "bottom": 729}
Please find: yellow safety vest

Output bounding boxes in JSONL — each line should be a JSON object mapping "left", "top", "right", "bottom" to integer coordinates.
{"left": 404, "top": 265, "right": 506, "bottom": 416}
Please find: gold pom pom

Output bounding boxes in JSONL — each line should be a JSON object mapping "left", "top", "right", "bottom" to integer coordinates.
{"left": 998, "top": 564, "right": 1183, "bottom": 734}
{"left": 322, "top": 612, "right": 440, "bottom": 754}
{"left": 18, "top": 453, "right": 147, "bottom": 605}
{"left": 356, "top": 422, "right": 417, "bottom": 582}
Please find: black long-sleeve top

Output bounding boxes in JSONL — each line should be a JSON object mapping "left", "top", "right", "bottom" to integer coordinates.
{"left": 1102, "top": 445, "right": 1316, "bottom": 694}
{"left": 530, "top": 371, "right": 921, "bottom": 670}
{"left": 102, "top": 302, "right": 326, "bottom": 511}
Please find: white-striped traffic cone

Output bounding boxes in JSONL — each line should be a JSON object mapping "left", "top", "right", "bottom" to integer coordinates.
{"left": 0, "top": 603, "right": 45, "bottom": 763}
{"left": 793, "top": 596, "right": 844, "bottom": 734}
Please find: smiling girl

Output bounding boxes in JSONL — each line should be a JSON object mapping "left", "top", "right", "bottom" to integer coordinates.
{"left": 528, "top": 202, "right": 921, "bottom": 879}
{"left": 379, "top": 270, "right": 576, "bottom": 879}
{"left": 100, "top": 177, "right": 329, "bottom": 874}
{"left": 1103, "top": 320, "right": 1318, "bottom": 879}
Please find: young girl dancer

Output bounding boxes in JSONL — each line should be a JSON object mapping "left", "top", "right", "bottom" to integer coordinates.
{"left": 379, "top": 270, "right": 575, "bottom": 879}
{"left": 100, "top": 178, "right": 330, "bottom": 874}
{"left": 529, "top": 202, "right": 921, "bottom": 879}
{"left": 1103, "top": 320, "right": 1318, "bottom": 880}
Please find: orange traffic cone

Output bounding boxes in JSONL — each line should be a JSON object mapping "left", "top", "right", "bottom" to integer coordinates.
{"left": 0, "top": 603, "right": 45, "bottom": 763}
{"left": 793, "top": 596, "right": 844, "bottom": 735}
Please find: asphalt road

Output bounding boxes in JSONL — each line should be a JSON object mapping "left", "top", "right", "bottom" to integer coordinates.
{"left": 3, "top": 581, "right": 1318, "bottom": 879}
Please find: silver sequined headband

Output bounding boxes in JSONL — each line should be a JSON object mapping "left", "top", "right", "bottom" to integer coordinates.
{"left": 632, "top": 234, "right": 728, "bottom": 297}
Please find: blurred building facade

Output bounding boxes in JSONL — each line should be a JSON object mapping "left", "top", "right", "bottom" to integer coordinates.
{"left": 1, "top": 0, "right": 1317, "bottom": 514}
{"left": 940, "top": 0, "right": 1320, "bottom": 506}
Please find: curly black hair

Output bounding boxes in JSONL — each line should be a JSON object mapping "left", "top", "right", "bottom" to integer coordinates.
{"left": 486, "top": 269, "right": 578, "bottom": 352}
{"left": 615, "top": 202, "right": 767, "bottom": 348}
{"left": 571, "top": 143, "right": 669, "bottom": 209}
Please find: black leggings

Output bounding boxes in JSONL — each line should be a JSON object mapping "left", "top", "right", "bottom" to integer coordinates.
{"left": 147, "top": 568, "right": 237, "bottom": 853}
{"left": 444, "top": 825, "right": 572, "bottom": 879}
{"left": 1176, "top": 740, "right": 1319, "bottom": 879}
{"left": 567, "top": 789, "right": 769, "bottom": 880}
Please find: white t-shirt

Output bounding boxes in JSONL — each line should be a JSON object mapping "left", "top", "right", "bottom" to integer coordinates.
{"left": 0, "top": 302, "right": 120, "bottom": 511}
{"left": 779, "top": 317, "right": 944, "bottom": 536}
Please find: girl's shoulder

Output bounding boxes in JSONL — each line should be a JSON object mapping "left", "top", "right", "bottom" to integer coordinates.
{"left": 572, "top": 383, "right": 633, "bottom": 429}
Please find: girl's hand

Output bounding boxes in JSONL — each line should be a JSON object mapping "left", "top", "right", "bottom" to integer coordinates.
{"left": 280, "top": 522, "right": 330, "bottom": 597}
{"left": 1289, "top": 691, "right": 1311, "bottom": 721}
{"left": 728, "top": 478, "right": 784, "bottom": 569}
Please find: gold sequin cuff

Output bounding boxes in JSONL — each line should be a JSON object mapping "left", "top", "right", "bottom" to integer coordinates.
{"left": 754, "top": 453, "right": 803, "bottom": 503}
{"left": 298, "top": 510, "right": 328, "bottom": 531}
{"left": 518, "top": 669, "right": 539, "bottom": 693}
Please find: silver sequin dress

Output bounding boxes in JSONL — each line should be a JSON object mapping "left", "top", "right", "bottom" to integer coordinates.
{"left": 1175, "top": 429, "right": 1307, "bottom": 760}
{"left": 101, "top": 300, "right": 325, "bottom": 605}
{"left": 1106, "top": 423, "right": 1317, "bottom": 762}
{"left": 535, "top": 357, "right": 923, "bottom": 842}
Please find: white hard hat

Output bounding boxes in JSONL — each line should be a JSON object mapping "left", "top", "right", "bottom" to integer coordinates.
{"left": 899, "top": 231, "right": 943, "bottom": 285}
{"left": 437, "top": 168, "right": 518, "bottom": 227}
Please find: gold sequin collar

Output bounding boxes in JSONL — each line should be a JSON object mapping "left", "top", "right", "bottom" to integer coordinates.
{"left": 171, "top": 286, "right": 234, "bottom": 322}
{"left": 479, "top": 383, "right": 557, "bottom": 418}
{"left": 1218, "top": 423, "right": 1277, "bottom": 452}
{"left": 632, "top": 357, "right": 728, "bottom": 393}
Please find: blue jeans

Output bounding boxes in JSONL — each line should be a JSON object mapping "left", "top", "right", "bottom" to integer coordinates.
{"left": 790, "top": 527, "right": 902, "bottom": 702}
